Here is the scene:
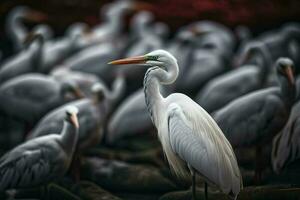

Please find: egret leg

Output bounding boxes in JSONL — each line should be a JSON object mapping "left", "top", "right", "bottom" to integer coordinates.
{"left": 204, "top": 182, "right": 208, "bottom": 200}
{"left": 191, "top": 169, "right": 196, "bottom": 200}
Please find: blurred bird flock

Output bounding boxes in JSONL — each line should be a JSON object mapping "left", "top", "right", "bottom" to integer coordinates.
{"left": 0, "top": 0, "right": 299, "bottom": 200}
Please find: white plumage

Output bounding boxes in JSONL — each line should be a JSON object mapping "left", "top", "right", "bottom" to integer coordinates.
{"left": 109, "top": 49, "right": 242, "bottom": 199}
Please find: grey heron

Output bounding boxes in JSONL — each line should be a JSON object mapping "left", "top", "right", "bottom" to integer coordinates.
{"left": 213, "top": 58, "right": 296, "bottom": 182}
{"left": 0, "top": 106, "right": 79, "bottom": 192}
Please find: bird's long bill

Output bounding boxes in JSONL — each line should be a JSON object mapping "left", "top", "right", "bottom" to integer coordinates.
{"left": 70, "top": 113, "right": 79, "bottom": 129}
{"left": 285, "top": 67, "right": 295, "bottom": 85}
{"left": 108, "top": 55, "right": 146, "bottom": 65}
{"left": 26, "top": 11, "right": 48, "bottom": 22}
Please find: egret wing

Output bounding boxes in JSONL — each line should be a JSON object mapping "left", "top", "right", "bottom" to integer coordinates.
{"left": 166, "top": 103, "right": 241, "bottom": 196}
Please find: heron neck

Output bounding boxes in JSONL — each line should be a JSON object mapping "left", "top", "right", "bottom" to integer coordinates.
{"left": 279, "top": 77, "right": 296, "bottom": 108}
{"left": 29, "top": 37, "right": 44, "bottom": 70}
{"left": 61, "top": 120, "right": 79, "bottom": 156}
{"left": 108, "top": 12, "right": 124, "bottom": 35}
{"left": 253, "top": 44, "right": 272, "bottom": 83}
{"left": 107, "top": 75, "right": 125, "bottom": 105}
{"left": 7, "top": 13, "right": 27, "bottom": 50}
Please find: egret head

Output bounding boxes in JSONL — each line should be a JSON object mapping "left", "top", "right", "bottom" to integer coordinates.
{"left": 108, "top": 49, "right": 177, "bottom": 68}
{"left": 65, "top": 106, "right": 79, "bottom": 128}
{"left": 276, "top": 57, "right": 295, "bottom": 86}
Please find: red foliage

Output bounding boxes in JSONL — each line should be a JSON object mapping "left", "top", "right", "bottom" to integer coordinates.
{"left": 141, "top": 0, "right": 300, "bottom": 30}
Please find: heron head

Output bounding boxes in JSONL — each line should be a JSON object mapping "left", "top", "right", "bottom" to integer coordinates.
{"left": 62, "top": 81, "right": 85, "bottom": 99}
{"left": 91, "top": 83, "right": 106, "bottom": 102}
{"left": 23, "top": 32, "right": 44, "bottom": 48}
{"left": 65, "top": 106, "right": 79, "bottom": 129}
{"left": 276, "top": 57, "right": 295, "bottom": 86}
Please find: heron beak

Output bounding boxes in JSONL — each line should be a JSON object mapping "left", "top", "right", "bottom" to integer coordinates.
{"left": 70, "top": 113, "right": 79, "bottom": 129}
{"left": 108, "top": 55, "right": 147, "bottom": 65}
{"left": 132, "top": 2, "right": 154, "bottom": 11}
{"left": 189, "top": 26, "right": 211, "bottom": 36}
{"left": 285, "top": 66, "right": 295, "bottom": 85}
{"left": 82, "top": 27, "right": 95, "bottom": 40}
{"left": 26, "top": 10, "right": 48, "bottom": 22}
{"left": 74, "top": 88, "right": 85, "bottom": 98}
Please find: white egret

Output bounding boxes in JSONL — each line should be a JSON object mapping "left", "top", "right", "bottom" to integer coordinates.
{"left": 109, "top": 50, "right": 242, "bottom": 200}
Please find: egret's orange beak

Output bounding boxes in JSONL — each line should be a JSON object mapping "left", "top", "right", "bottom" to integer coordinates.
{"left": 108, "top": 55, "right": 147, "bottom": 65}
{"left": 285, "top": 66, "right": 295, "bottom": 85}
{"left": 70, "top": 113, "right": 79, "bottom": 129}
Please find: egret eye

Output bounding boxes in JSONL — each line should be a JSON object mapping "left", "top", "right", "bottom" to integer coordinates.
{"left": 147, "top": 55, "right": 159, "bottom": 61}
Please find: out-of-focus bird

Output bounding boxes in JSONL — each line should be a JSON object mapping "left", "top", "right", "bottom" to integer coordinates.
{"left": 0, "top": 106, "right": 79, "bottom": 192}
{"left": 213, "top": 58, "right": 296, "bottom": 181}
{"left": 235, "top": 25, "right": 252, "bottom": 46}
{"left": 167, "top": 28, "right": 198, "bottom": 92}
{"left": 51, "top": 68, "right": 102, "bottom": 97}
{"left": 240, "top": 23, "right": 300, "bottom": 71}
{"left": 272, "top": 100, "right": 300, "bottom": 173}
{"left": 5, "top": 6, "right": 47, "bottom": 52}
{"left": 65, "top": 22, "right": 95, "bottom": 50}
{"left": 171, "top": 22, "right": 235, "bottom": 95}
{"left": 39, "top": 32, "right": 80, "bottom": 74}
{"left": 58, "top": 41, "right": 118, "bottom": 84}
{"left": 120, "top": 11, "right": 166, "bottom": 92}
{"left": 109, "top": 50, "right": 242, "bottom": 200}
{"left": 187, "top": 21, "right": 236, "bottom": 61}
{"left": 91, "top": 0, "right": 134, "bottom": 43}
{"left": 0, "top": 73, "right": 83, "bottom": 126}
{"left": 0, "top": 33, "right": 43, "bottom": 85}
{"left": 28, "top": 78, "right": 123, "bottom": 151}
{"left": 32, "top": 24, "right": 53, "bottom": 41}
{"left": 175, "top": 48, "right": 228, "bottom": 96}
{"left": 196, "top": 41, "right": 272, "bottom": 113}
{"left": 107, "top": 88, "right": 152, "bottom": 144}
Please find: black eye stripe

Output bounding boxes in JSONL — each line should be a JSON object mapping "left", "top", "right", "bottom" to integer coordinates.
{"left": 148, "top": 55, "right": 159, "bottom": 60}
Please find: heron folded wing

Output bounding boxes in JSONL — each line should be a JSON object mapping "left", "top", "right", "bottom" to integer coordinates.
{"left": 0, "top": 149, "right": 50, "bottom": 191}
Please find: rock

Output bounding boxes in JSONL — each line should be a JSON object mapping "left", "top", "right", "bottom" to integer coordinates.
{"left": 116, "top": 192, "right": 161, "bottom": 200}
{"left": 159, "top": 185, "right": 300, "bottom": 200}
{"left": 85, "top": 147, "right": 165, "bottom": 167}
{"left": 14, "top": 187, "right": 41, "bottom": 199}
{"left": 82, "top": 157, "right": 179, "bottom": 193}
{"left": 55, "top": 178, "right": 123, "bottom": 200}
{"left": 47, "top": 183, "right": 81, "bottom": 200}
{"left": 107, "top": 133, "right": 161, "bottom": 151}
{"left": 72, "top": 181, "right": 122, "bottom": 200}
{"left": 267, "top": 159, "right": 300, "bottom": 185}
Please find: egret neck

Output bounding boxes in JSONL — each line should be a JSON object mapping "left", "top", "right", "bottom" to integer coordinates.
{"left": 109, "top": 50, "right": 179, "bottom": 125}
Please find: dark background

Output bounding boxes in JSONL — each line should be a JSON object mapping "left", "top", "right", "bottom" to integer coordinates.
{"left": 0, "top": 0, "right": 300, "bottom": 57}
